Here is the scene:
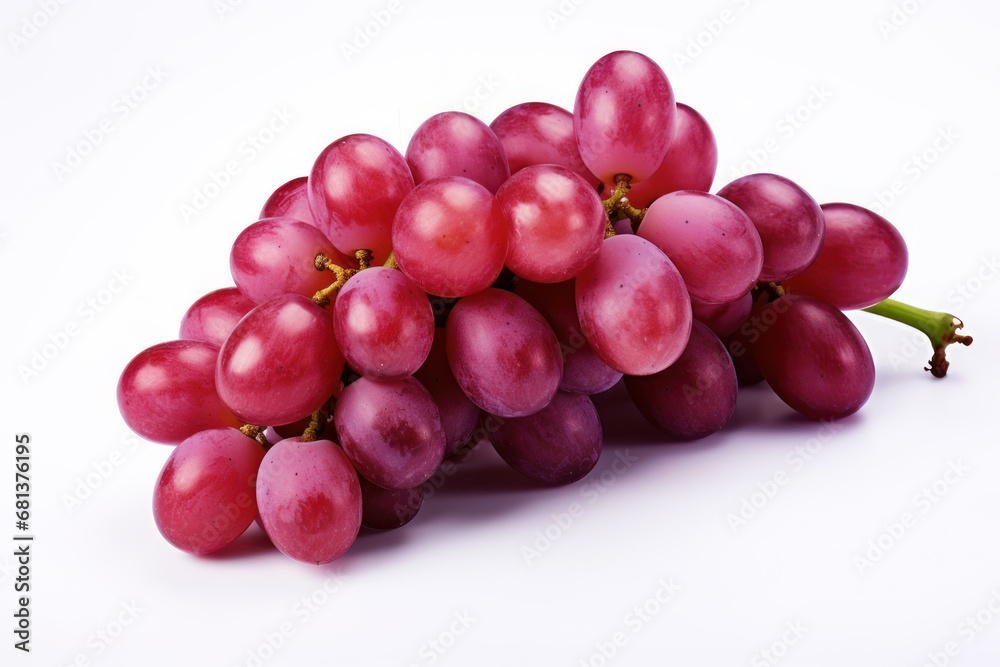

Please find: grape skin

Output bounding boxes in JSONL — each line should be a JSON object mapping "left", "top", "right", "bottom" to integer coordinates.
{"left": 490, "top": 391, "right": 602, "bottom": 486}
{"left": 413, "top": 327, "right": 482, "bottom": 457}
{"left": 359, "top": 475, "right": 424, "bottom": 530}
{"left": 334, "top": 267, "right": 434, "bottom": 380}
{"left": 690, "top": 292, "right": 753, "bottom": 339}
{"left": 716, "top": 172, "right": 825, "bottom": 282}
{"left": 574, "top": 50, "right": 676, "bottom": 182}
{"left": 750, "top": 294, "right": 875, "bottom": 420}
{"left": 575, "top": 234, "right": 692, "bottom": 376}
{"left": 392, "top": 176, "right": 510, "bottom": 298}
{"left": 309, "top": 133, "right": 414, "bottom": 264}
{"left": 230, "top": 216, "right": 345, "bottom": 305}
{"left": 256, "top": 437, "right": 362, "bottom": 564}
{"left": 489, "top": 101, "right": 600, "bottom": 187}
{"left": 495, "top": 164, "right": 606, "bottom": 283}
{"left": 216, "top": 294, "right": 343, "bottom": 427}
{"left": 179, "top": 287, "right": 257, "bottom": 348}
{"left": 445, "top": 288, "right": 563, "bottom": 418}
{"left": 334, "top": 376, "right": 446, "bottom": 490}
{"left": 638, "top": 190, "right": 764, "bottom": 304}
{"left": 513, "top": 279, "right": 622, "bottom": 395}
{"left": 118, "top": 340, "right": 241, "bottom": 445}
{"left": 625, "top": 320, "right": 737, "bottom": 440}
{"left": 406, "top": 111, "right": 511, "bottom": 195}
{"left": 260, "top": 176, "right": 315, "bottom": 226}
{"left": 782, "top": 203, "right": 908, "bottom": 310}
{"left": 153, "top": 427, "right": 264, "bottom": 554}
{"left": 618, "top": 102, "right": 718, "bottom": 209}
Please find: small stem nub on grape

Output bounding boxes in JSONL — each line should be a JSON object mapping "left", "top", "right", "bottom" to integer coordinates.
{"left": 861, "top": 298, "right": 973, "bottom": 378}
{"left": 601, "top": 174, "right": 647, "bottom": 234}
{"left": 383, "top": 251, "right": 399, "bottom": 269}
{"left": 355, "top": 249, "right": 373, "bottom": 271}
{"left": 239, "top": 424, "right": 269, "bottom": 447}
{"left": 300, "top": 408, "right": 328, "bottom": 443}
{"left": 312, "top": 253, "right": 360, "bottom": 306}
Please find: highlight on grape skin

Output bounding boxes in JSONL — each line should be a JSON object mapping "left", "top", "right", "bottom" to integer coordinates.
{"left": 117, "top": 339, "right": 242, "bottom": 445}
{"left": 153, "top": 427, "right": 264, "bottom": 555}
{"left": 114, "top": 48, "right": 972, "bottom": 565}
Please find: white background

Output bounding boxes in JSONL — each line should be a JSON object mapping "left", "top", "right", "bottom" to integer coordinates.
{"left": 2, "top": 0, "right": 999, "bottom": 665}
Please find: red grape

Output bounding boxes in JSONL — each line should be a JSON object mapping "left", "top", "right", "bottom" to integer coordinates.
{"left": 118, "top": 340, "right": 241, "bottom": 445}
{"left": 717, "top": 173, "right": 825, "bottom": 282}
{"left": 334, "top": 376, "right": 446, "bottom": 489}
{"left": 216, "top": 294, "right": 343, "bottom": 426}
{"left": 619, "top": 102, "right": 718, "bottom": 208}
{"left": 309, "top": 134, "right": 414, "bottom": 264}
{"left": 638, "top": 190, "right": 763, "bottom": 304}
{"left": 574, "top": 50, "right": 676, "bottom": 182}
{"left": 446, "top": 288, "right": 562, "bottom": 418}
{"left": 490, "top": 391, "right": 602, "bottom": 485}
{"left": 256, "top": 437, "right": 361, "bottom": 564}
{"left": 514, "top": 279, "right": 622, "bottom": 395}
{"left": 334, "top": 267, "right": 434, "bottom": 379}
{"left": 575, "top": 234, "right": 692, "bottom": 376}
{"left": 750, "top": 294, "right": 875, "bottom": 420}
{"left": 625, "top": 320, "right": 737, "bottom": 440}
{"left": 413, "top": 327, "right": 481, "bottom": 456}
{"left": 179, "top": 287, "right": 256, "bottom": 348}
{"left": 260, "top": 176, "right": 315, "bottom": 226}
{"left": 359, "top": 476, "right": 424, "bottom": 530}
{"left": 153, "top": 427, "right": 264, "bottom": 554}
{"left": 406, "top": 111, "right": 510, "bottom": 195}
{"left": 230, "top": 217, "right": 345, "bottom": 305}
{"left": 392, "top": 176, "right": 509, "bottom": 298}
{"left": 489, "top": 101, "right": 599, "bottom": 187}
{"left": 782, "top": 203, "right": 907, "bottom": 310}
{"left": 495, "top": 164, "right": 605, "bottom": 282}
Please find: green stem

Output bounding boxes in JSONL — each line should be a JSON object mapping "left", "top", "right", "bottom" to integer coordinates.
{"left": 861, "top": 298, "right": 973, "bottom": 378}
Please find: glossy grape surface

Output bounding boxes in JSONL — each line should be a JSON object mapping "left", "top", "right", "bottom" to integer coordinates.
{"left": 118, "top": 340, "right": 241, "bottom": 445}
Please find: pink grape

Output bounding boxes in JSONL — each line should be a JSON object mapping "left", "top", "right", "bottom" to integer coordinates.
{"left": 413, "top": 328, "right": 481, "bottom": 456}
{"left": 514, "top": 279, "right": 622, "bottom": 395}
{"left": 153, "top": 427, "right": 264, "bottom": 554}
{"left": 260, "top": 176, "right": 315, "bottom": 225}
{"left": 750, "top": 294, "right": 875, "bottom": 420}
{"left": 691, "top": 292, "right": 753, "bottom": 338}
{"left": 359, "top": 476, "right": 424, "bottom": 530}
{"left": 490, "top": 391, "right": 602, "bottom": 486}
{"left": 495, "top": 164, "right": 605, "bottom": 282}
{"left": 230, "top": 216, "right": 345, "bottom": 305}
{"left": 256, "top": 437, "right": 361, "bottom": 564}
{"left": 624, "top": 320, "right": 737, "bottom": 440}
{"left": 334, "top": 267, "right": 434, "bottom": 379}
{"left": 489, "top": 102, "right": 600, "bottom": 186}
{"left": 782, "top": 203, "right": 907, "bottom": 310}
{"left": 216, "top": 294, "right": 343, "bottom": 426}
{"left": 721, "top": 326, "right": 765, "bottom": 387}
{"left": 309, "top": 134, "right": 414, "bottom": 264}
{"left": 118, "top": 340, "right": 241, "bottom": 445}
{"left": 575, "top": 234, "right": 692, "bottom": 376}
{"left": 445, "top": 288, "right": 562, "bottom": 418}
{"left": 620, "top": 103, "right": 718, "bottom": 208}
{"left": 334, "top": 376, "right": 446, "bottom": 489}
{"left": 179, "top": 287, "right": 256, "bottom": 348}
{"left": 392, "top": 176, "right": 510, "bottom": 298}
{"left": 574, "top": 50, "right": 676, "bottom": 182}
{"left": 406, "top": 111, "right": 510, "bottom": 195}
{"left": 716, "top": 173, "right": 825, "bottom": 282}
{"left": 638, "top": 190, "right": 764, "bottom": 304}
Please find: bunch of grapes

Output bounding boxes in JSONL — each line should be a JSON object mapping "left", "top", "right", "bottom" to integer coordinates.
{"left": 116, "top": 50, "right": 973, "bottom": 564}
